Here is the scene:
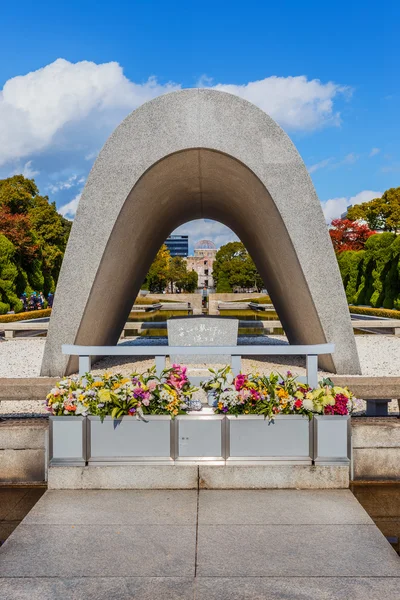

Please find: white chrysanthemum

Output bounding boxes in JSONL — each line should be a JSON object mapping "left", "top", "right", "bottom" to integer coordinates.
{"left": 302, "top": 399, "right": 314, "bottom": 411}
{"left": 219, "top": 390, "right": 241, "bottom": 406}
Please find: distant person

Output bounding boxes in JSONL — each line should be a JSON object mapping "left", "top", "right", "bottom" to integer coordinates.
{"left": 38, "top": 292, "right": 45, "bottom": 309}
{"left": 28, "top": 293, "right": 35, "bottom": 311}
{"left": 29, "top": 292, "right": 39, "bottom": 311}
{"left": 20, "top": 293, "right": 28, "bottom": 311}
{"left": 47, "top": 292, "right": 54, "bottom": 308}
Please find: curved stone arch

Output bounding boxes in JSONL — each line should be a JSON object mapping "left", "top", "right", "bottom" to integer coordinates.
{"left": 41, "top": 89, "right": 360, "bottom": 375}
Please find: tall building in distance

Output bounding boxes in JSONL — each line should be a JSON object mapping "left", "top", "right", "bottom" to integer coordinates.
{"left": 165, "top": 235, "right": 189, "bottom": 257}
{"left": 186, "top": 240, "right": 217, "bottom": 289}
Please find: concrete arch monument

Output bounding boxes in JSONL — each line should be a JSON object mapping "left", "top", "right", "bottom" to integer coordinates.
{"left": 41, "top": 89, "right": 361, "bottom": 376}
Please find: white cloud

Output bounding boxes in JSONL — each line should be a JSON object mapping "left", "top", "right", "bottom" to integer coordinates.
{"left": 85, "top": 150, "right": 99, "bottom": 161}
{"left": 308, "top": 158, "right": 333, "bottom": 173}
{"left": 321, "top": 197, "right": 349, "bottom": 223}
{"left": 22, "top": 160, "right": 40, "bottom": 178}
{"left": 341, "top": 152, "right": 359, "bottom": 165}
{"left": 172, "top": 220, "right": 238, "bottom": 252}
{"left": 58, "top": 192, "right": 81, "bottom": 220}
{"left": 321, "top": 190, "right": 382, "bottom": 223}
{"left": 0, "top": 59, "right": 353, "bottom": 224}
{"left": 48, "top": 174, "right": 79, "bottom": 193}
{"left": 369, "top": 147, "right": 380, "bottom": 157}
{"left": 209, "top": 75, "right": 349, "bottom": 131}
{"left": 0, "top": 59, "right": 349, "bottom": 170}
{"left": 8, "top": 159, "right": 40, "bottom": 178}
{"left": 381, "top": 163, "right": 400, "bottom": 173}
{"left": 0, "top": 58, "right": 181, "bottom": 165}
{"left": 308, "top": 152, "right": 360, "bottom": 174}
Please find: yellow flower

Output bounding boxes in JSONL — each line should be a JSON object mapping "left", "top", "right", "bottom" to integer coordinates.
{"left": 333, "top": 386, "right": 350, "bottom": 398}
{"left": 121, "top": 378, "right": 130, "bottom": 385}
{"left": 79, "top": 394, "right": 85, "bottom": 401}
{"left": 277, "top": 388, "right": 288, "bottom": 399}
{"left": 321, "top": 394, "right": 335, "bottom": 406}
{"left": 294, "top": 391, "right": 304, "bottom": 399}
{"left": 92, "top": 381, "right": 104, "bottom": 388}
{"left": 98, "top": 389, "right": 111, "bottom": 402}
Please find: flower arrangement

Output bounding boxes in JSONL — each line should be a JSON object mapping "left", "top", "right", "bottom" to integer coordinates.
{"left": 46, "top": 365, "right": 357, "bottom": 420}
{"left": 45, "top": 376, "right": 89, "bottom": 416}
{"left": 45, "top": 365, "right": 197, "bottom": 419}
{"left": 201, "top": 368, "right": 314, "bottom": 419}
{"left": 304, "top": 378, "right": 356, "bottom": 415}
{"left": 200, "top": 369, "right": 357, "bottom": 419}
{"left": 260, "top": 371, "right": 313, "bottom": 419}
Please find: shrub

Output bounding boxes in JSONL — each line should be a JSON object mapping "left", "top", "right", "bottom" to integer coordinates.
{"left": 349, "top": 305, "right": 400, "bottom": 319}
{"left": 232, "top": 295, "right": 272, "bottom": 304}
{"left": 337, "top": 251, "right": 364, "bottom": 304}
{"left": 0, "top": 301, "right": 10, "bottom": 315}
{"left": 337, "top": 233, "right": 400, "bottom": 309}
{"left": 0, "top": 308, "right": 51, "bottom": 323}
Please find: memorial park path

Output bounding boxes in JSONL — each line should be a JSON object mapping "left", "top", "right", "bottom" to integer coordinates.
{"left": 0, "top": 489, "right": 400, "bottom": 599}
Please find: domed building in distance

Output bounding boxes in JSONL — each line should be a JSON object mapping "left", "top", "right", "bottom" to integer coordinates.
{"left": 186, "top": 239, "right": 217, "bottom": 290}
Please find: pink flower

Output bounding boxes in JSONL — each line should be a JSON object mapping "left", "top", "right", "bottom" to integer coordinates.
{"left": 235, "top": 374, "right": 247, "bottom": 391}
{"left": 238, "top": 388, "right": 251, "bottom": 400}
{"left": 147, "top": 381, "right": 157, "bottom": 391}
{"left": 324, "top": 393, "right": 349, "bottom": 415}
{"left": 166, "top": 365, "right": 188, "bottom": 390}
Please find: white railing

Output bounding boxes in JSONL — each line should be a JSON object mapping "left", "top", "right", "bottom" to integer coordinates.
{"left": 62, "top": 343, "right": 335, "bottom": 388}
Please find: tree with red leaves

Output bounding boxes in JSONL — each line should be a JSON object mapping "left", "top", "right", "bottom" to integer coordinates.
{"left": 329, "top": 218, "right": 376, "bottom": 253}
{"left": 0, "top": 205, "right": 39, "bottom": 266}
{"left": 0, "top": 175, "right": 71, "bottom": 310}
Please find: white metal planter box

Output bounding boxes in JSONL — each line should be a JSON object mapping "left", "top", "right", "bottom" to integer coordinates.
{"left": 87, "top": 416, "right": 174, "bottom": 464}
{"left": 175, "top": 415, "right": 225, "bottom": 461}
{"left": 226, "top": 415, "right": 312, "bottom": 464}
{"left": 49, "top": 416, "right": 87, "bottom": 466}
{"left": 313, "top": 415, "right": 351, "bottom": 465}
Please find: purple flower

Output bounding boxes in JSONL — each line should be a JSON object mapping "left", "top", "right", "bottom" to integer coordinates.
{"left": 128, "top": 407, "right": 136, "bottom": 415}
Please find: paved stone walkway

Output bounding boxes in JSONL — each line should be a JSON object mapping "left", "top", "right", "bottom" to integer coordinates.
{"left": 0, "top": 487, "right": 45, "bottom": 545}
{"left": 0, "top": 489, "right": 399, "bottom": 599}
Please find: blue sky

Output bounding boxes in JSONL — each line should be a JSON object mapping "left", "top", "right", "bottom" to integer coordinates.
{"left": 0, "top": 1, "right": 398, "bottom": 252}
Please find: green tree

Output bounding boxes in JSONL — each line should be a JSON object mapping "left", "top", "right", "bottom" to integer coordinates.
{"left": 180, "top": 269, "right": 198, "bottom": 293}
{"left": 215, "top": 272, "right": 232, "bottom": 293}
{"left": 0, "top": 175, "right": 72, "bottom": 298}
{"left": 213, "top": 241, "right": 264, "bottom": 292}
{"left": 0, "top": 234, "right": 22, "bottom": 314}
{"left": 144, "top": 244, "right": 171, "bottom": 293}
{"left": 168, "top": 256, "right": 188, "bottom": 292}
{"left": 347, "top": 187, "right": 400, "bottom": 233}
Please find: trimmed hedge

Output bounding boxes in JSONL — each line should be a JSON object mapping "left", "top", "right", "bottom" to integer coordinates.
{"left": 337, "top": 233, "right": 400, "bottom": 310}
{"left": 348, "top": 305, "right": 400, "bottom": 319}
{"left": 0, "top": 308, "right": 52, "bottom": 323}
{"left": 134, "top": 296, "right": 180, "bottom": 305}
{"left": 233, "top": 295, "right": 272, "bottom": 304}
